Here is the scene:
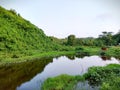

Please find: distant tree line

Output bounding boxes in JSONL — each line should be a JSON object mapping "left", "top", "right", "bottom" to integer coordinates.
{"left": 58, "top": 31, "right": 120, "bottom": 47}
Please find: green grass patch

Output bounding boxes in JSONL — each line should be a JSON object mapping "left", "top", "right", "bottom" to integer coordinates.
{"left": 42, "top": 74, "right": 85, "bottom": 90}
{"left": 105, "top": 46, "right": 120, "bottom": 58}
{"left": 0, "top": 50, "right": 76, "bottom": 65}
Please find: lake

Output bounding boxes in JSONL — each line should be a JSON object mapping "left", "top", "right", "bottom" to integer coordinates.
{"left": 0, "top": 55, "right": 119, "bottom": 90}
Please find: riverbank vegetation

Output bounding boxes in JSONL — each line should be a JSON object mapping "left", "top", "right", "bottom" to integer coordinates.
{"left": 1, "top": 45, "right": 120, "bottom": 64}
{"left": 42, "top": 64, "right": 120, "bottom": 90}
{"left": 42, "top": 74, "right": 84, "bottom": 90}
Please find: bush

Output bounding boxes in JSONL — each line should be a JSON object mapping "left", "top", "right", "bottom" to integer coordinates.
{"left": 42, "top": 74, "right": 84, "bottom": 90}
{"left": 100, "top": 76, "right": 120, "bottom": 90}
{"left": 84, "top": 64, "right": 120, "bottom": 86}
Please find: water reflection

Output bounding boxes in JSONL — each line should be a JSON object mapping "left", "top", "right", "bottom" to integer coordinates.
{"left": 0, "top": 55, "right": 119, "bottom": 90}
{"left": 0, "top": 57, "right": 52, "bottom": 90}
{"left": 100, "top": 56, "right": 111, "bottom": 60}
{"left": 74, "top": 81, "right": 100, "bottom": 90}
{"left": 66, "top": 53, "right": 90, "bottom": 60}
{"left": 66, "top": 54, "right": 75, "bottom": 60}
{"left": 17, "top": 55, "right": 119, "bottom": 90}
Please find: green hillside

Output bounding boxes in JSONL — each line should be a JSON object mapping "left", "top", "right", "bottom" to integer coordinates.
{"left": 0, "top": 6, "right": 57, "bottom": 52}
{"left": 0, "top": 6, "right": 119, "bottom": 63}
{"left": 0, "top": 6, "right": 68, "bottom": 61}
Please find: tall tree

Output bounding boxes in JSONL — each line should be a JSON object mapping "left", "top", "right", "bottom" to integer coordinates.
{"left": 113, "top": 31, "right": 120, "bottom": 45}
{"left": 67, "top": 35, "right": 76, "bottom": 46}
{"left": 98, "top": 31, "right": 113, "bottom": 46}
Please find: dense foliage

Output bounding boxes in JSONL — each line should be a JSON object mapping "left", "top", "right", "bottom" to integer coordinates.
{"left": 0, "top": 6, "right": 62, "bottom": 52}
{"left": 84, "top": 64, "right": 120, "bottom": 90}
{"left": 65, "top": 31, "right": 120, "bottom": 46}
{"left": 42, "top": 64, "right": 120, "bottom": 90}
{"left": 42, "top": 74, "right": 84, "bottom": 90}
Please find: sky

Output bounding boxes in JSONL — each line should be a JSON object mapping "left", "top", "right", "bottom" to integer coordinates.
{"left": 0, "top": 0, "right": 120, "bottom": 38}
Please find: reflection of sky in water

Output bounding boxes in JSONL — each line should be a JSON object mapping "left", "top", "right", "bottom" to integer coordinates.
{"left": 17, "top": 56, "right": 119, "bottom": 90}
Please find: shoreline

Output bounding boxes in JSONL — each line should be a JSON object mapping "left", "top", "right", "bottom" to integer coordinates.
{"left": 0, "top": 46, "right": 120, "bottom": 65}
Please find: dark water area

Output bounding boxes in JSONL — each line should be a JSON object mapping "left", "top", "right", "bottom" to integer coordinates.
{"left": 0, "top": 55, "right": 119, "bottom": 90}
{"left": 0, "top": 57, "right": 53, "bottom": 90}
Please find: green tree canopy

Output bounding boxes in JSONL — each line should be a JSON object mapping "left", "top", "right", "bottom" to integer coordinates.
{"left": 67, "top": 35, "right": 76, "bottom": 46}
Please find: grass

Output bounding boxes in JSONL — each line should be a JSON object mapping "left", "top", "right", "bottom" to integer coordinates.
{"left": 42, "top": 64, "right": 120, "bottom": 90}
{"left": 0, "top": 46, "right": 120, "bottom": 64}
{"left": 0, "top": 50, "right": 76, "bottom": 65}
{"left": 42, "top": 74, "right": 85, "bottom": 90}
{"left": 105, "top": 46, "right": 120, "bottom": 58}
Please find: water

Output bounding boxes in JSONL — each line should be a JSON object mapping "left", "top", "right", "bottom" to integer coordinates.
{"left": 0, "top": 55, "right": 119, "bottom": 90}
{"left": 16, "top": 55, "right": 119, "bottom": 90}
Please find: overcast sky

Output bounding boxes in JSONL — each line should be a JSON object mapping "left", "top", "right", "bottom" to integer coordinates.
{"left": 0, "top": 0, "right": 120, "bottom": 38}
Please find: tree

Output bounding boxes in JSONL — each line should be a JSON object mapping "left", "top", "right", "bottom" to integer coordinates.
{"left": 67, "top": 35, "right": 76, "bottom": 46}
{"left": 113, "top": 30, "right": 120, "bottom": 45}
{"left": 98, "top": 31, "right": 113, "bottom": 46}
{"left": 106, "top": 32, "right": 113, "bottom": 46}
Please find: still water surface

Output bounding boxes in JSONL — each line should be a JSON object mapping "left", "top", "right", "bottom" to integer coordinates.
{"left": 15, "top": 55, "right": 119, "bottom": 90}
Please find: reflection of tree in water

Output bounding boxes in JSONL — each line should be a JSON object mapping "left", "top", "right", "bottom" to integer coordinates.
{"left": 0, "top": 57, "right": 53, "bottom": 90}
{"left": 75, "top": 54, "right": 85, "bottom": 58}
{"left": 66, "top": 53, "right": 90, "bottom": 60}
{"left": 54, "top": 56, "right": 60, "bottom": 59}
{"left": 66, "top": 54, "right": 75, "bottom": 60}
{"left": 115, "top": 57, "right": 120, "bottom": 61}
{"left": 100, "top": 56, "right": 111, "bottom": 61}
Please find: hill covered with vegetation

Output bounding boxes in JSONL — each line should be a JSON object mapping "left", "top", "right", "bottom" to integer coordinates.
{"left": 0, "top": 6, "right": 63, "bottom": 52}
{"left": 0, "top": 6, "right": 120, "bottom": 63}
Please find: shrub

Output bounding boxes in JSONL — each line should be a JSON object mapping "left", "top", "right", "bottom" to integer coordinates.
{"left": 42, "top": 74, "right": 84, "bottom": 90}
{"left": 84, "top": 64, "right": 120, "bottom": 86}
